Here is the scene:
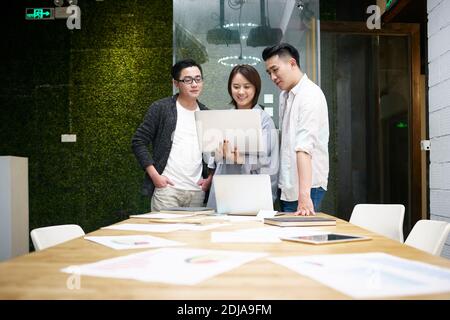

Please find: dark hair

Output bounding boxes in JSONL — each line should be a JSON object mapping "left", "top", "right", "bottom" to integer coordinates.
{"left": 228, "top": 64, "right": 261, "bottom": 109}
{"left": 171, "top": 59, "right": 203, "bottom": 80}
{"left": 262, "top": 43, "right": 301, "bottom": 69}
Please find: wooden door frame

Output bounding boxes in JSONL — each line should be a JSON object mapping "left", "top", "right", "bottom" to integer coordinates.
{"left": 320, "top": 21, "right": 423, "bottom": 228}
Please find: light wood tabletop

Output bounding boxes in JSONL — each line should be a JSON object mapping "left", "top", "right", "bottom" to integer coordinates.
{"left": 1, "top": 213, "right": 449, "bottom": 300}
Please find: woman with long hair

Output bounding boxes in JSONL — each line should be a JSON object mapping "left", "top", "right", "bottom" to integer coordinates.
{"left": 207, "top": 64, "right": 279, "bottom": 210}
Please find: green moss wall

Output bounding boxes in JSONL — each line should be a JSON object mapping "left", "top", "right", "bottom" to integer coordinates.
{"left": 0, "top": 0, "right": 172, "bottom": 238}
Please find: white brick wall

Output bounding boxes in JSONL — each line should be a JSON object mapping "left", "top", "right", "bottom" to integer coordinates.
{"left": 429, "top": 214, "right": 450, "bottom": 256}
{"left": 429, "top": 162, "right": 450, "bottom": 190}
{"left": 428, "top": 80, "right": 450, "bottom": 112}
{"left": 428, "top": 0, "right": 450, "bottom": 259}
{"left": 428, "top": 25, "right": 450, "bottom": 61}
{"left": 428, "top": 51, "right": 450, "bottom": 87}
{"left": 442, "top": 243, "right": 450, "bottom": 259}
{"left": 430, "top": 190, "right": 450, "bottom": 217}
{"left": 428, "top": 0, "right": 442, "bottom": 13}
{"left": 430, "top": 136, "right": 450, "bottom": 162}
{"left": 429, "top": 107, "right": 450, "bottom": 138}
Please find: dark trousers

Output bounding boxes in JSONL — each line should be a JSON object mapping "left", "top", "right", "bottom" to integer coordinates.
{"left": 279, "top": 187, "right": 326, "bottom": 212}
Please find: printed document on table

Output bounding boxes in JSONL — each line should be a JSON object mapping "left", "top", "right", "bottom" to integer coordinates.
{"left": 180, "top": 223, "right": 230, "bottom": 231}
{"left": 208, "top": 215, "right": 265, "bottom": 222}
{"left": 84, "top": 235, "right": 184, "bottom": 250}
{"left": 102, "top": 223, "right": 183, "bottom": 233}
{"left": 269, "top": 252, "right": 450, "bottom": 298}
{"left": 102, "top": 223, "right": 229, "bottom": 233}
{"left": 130, "top": 213, "right": 196, "bottom": 219}
{"left": 211, "top": 231, "right": 281, "bottom": 243}
{"left": 61, "top": 248, "right": 267, "bottom": 285}
{"left": 238, "top": 226, "right": 326, "bottom": 237}
{"left": 256, "top": 210, "right": 278, "bottom": 221}
{"left": 211, "top": 227, "right": 326, "bottom": 243}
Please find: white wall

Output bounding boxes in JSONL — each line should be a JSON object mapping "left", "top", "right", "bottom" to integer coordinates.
{"left": 0, "top": 156, "right": 29, "bottom": 261}
{"left": 428, "top": 0, "right": 450, "bottom": 258}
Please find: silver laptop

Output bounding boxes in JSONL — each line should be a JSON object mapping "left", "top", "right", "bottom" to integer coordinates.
{"left": 214, "top": 174, "right": 274, "bottom": 215}
{"left": 195, "top": 109, "right": 264, "bottom": 154}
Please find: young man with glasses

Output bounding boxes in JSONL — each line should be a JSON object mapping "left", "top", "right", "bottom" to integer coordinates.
{"left": 263, "top": 43, "right": 329, "bottom": 216}
{"left": 132, "top": 59, "right": 212, "bottom": 211}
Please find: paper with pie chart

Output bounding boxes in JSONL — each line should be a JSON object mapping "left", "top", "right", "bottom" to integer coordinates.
{"left": 61, "top": 248, "right": 267, "bottom": 285}
{"left": 84, "top": 235, "right": 185, "bottom": 250}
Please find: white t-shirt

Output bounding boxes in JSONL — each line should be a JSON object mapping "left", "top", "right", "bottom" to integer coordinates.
{"left": 161, "top": 101, "right": 203, "bottom": 191}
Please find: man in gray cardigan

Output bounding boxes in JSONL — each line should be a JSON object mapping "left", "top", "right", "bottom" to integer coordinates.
{"left": 132, "top": 59, "right": 212, "bottom": 211}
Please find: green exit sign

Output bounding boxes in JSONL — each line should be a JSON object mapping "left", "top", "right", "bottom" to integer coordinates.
{"left": 25, "top": 8, "right": 54, "bottom": 20}
{"left": 396, "top": 121, "right": 408, "bottom": 129}
{"left": 385, "top": 0, "right": 400, "bottom": 11}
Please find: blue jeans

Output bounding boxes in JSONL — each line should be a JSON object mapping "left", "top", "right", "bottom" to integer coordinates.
{"left": 279, "top": 187, "right": 326, "bottom": 213}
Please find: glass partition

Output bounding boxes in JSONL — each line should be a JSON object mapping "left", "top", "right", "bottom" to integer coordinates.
{"left": 174, "top": 0, "right": 320, "bottom": 127}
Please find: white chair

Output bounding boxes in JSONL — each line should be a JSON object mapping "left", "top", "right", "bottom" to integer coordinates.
{"left": 30, "top": 224, "right": 85, "bottom": 251}
{"left": 349, "top": 204, "right": 405, "bottom": 242}
{"left": 404, "top": 220, "right": 450, "bottom": 256}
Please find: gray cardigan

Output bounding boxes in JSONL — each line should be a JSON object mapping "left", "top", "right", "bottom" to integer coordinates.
{"left": 131, "top": 94, "right": 209, "bottom": 196}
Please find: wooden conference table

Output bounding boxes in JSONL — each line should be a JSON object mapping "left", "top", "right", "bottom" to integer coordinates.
{"left": 0, "top": 213, "right": 450, "bottom": 299}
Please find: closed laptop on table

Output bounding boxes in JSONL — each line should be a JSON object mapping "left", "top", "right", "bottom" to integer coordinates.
{"left": 264, "top": 216, "right": 336, "bottom": 227}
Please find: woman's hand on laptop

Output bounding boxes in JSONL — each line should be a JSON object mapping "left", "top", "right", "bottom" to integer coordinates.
{"left": 214, "top": 141, "right": 224, "bottom": 163}
{"left": 231, "top": 146, "right": 244, "bottom": 164}
{"left": 223, "top": 140, "right": 244, "bottom": 164}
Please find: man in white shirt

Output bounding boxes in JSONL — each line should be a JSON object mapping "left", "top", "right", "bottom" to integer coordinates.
{"left": 262, "top": 43, "right": 329, "bottom": 216}
{"left": 132, "top": 59, "right": 213, "bottom": 211}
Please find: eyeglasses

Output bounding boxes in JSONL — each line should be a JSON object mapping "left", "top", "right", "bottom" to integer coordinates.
{"left": 176, "top": 76, "right": 203, "bottom": 85}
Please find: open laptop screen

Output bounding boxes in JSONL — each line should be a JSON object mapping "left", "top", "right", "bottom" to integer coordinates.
{"left": 213, "top": 174, "right": 274, "bottom": 215}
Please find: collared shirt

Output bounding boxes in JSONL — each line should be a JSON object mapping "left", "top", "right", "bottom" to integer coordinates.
{"left": 279, "top": 74, "right": 329, "bottom": 201}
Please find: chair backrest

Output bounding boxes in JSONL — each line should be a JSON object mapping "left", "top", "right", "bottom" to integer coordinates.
{"left": 405, "top": 220, "right": 450, "bottom": 256}
{"left": 349, "top": 204, "right": 405, "bottom": 242}
{"left": 30, "top": 224, "right": 85, "bottom": 251}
